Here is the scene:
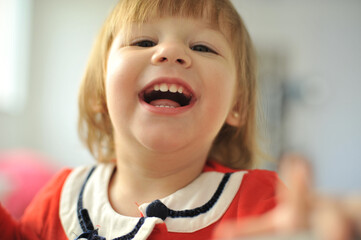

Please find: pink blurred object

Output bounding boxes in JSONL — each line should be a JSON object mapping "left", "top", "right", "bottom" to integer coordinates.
{"left": 0, "top": 149, "right": 57, "bottom": 219}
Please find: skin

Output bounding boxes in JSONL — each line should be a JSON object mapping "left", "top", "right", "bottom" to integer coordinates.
{"left": 105, "top": 16, "right": 240, "bottom": 217}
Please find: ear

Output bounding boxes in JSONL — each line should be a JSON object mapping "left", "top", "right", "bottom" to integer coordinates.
{"left": 226, "top": 100, "right": 246, "bottom": 127}
{"left": 226, "top": 110, "right": 242, "bottom": 127}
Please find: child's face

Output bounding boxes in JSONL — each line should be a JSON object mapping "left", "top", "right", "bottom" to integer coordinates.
{"left": 105, "top": 16, "right": 238, "bottom": 154}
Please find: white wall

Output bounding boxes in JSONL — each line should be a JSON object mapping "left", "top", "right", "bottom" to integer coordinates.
{"left": 233, "top": 0, "right": 361, "bottom": 193}
{"left": 0, "top": 0, "right": 118, "bottom": 166}
{"left": 0, "top": 0, "right": 360, "bottom": 193}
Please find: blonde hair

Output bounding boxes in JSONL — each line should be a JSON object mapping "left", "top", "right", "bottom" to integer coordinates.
{"left": 78, "top": 0, "right": 257, "bottom": 169}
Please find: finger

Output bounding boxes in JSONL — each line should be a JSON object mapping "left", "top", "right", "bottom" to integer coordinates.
{"left": 341, "top": 196, "right": 361, "bottom": 238}
{"left": 312, "top": 198, "right": 354, "bottom": 240}
{"left": 277, "top": 154, "right": 314, "bottom": 230}
{"left": 278, "top": 153, "right": 313, "bottom": 193}
{"left": 343, "top": 196, "right": 361, "bottom": 224}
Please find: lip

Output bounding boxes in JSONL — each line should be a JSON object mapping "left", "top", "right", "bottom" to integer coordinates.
{"left": 138, "top": 77, "right": 197, "bottom": 115}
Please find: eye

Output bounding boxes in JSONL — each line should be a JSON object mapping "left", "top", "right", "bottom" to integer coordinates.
{"left": 131, "top": 40, "right": 156, "bottom": 48}
{"left": 191, "top": 44, "right": 217, "bottom": 54}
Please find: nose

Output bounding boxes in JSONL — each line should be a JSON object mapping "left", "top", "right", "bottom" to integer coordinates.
{"left": 151, "top": 42, "right": 191, "bottom": 68}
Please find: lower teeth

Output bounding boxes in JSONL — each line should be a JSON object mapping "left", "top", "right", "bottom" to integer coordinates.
{"left": 155, "top": 105, "right": 175, "bottom": 108}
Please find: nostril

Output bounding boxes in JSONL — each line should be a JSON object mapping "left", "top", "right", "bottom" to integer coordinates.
{"left": 151, "top": 49, "right": 191, "bottom": 67}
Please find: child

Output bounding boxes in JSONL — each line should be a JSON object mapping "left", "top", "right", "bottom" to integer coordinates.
{"left": 2, "top": 0, "right": 278, "bottom": 239}
{"left": 2, "top": 0, "right": 358, "bottom": 239}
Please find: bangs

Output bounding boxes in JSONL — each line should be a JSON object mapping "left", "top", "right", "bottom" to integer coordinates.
{"left": 108, "top": 0, "right": 225, "bottom": 39}
{"left": 127, "top": 0, "right": 219, "bottom": 23}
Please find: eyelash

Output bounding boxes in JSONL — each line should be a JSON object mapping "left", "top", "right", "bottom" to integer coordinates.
{"left": 131, "top": 40, "right": 218, "bottom": 54}
{"left": 190, "top": 44, "right": 217, "bottom": 54}
{"left": 131, "top": 40, "right": 156, "bottom": 48}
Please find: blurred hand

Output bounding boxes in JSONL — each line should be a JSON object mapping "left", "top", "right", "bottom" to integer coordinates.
{"left": 213, "top": 154, "right": 361, "bottom": 240}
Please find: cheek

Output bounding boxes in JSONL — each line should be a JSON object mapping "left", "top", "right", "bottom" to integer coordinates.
{"left": 204, "top": 66, "right": 237, "bottom": 111}
{"left": 106, "top": 55, "right": 133, "bottom": 90}
{"left": 196, "top": 64, "right": 237, "bottom": 139}
{"left": 105, "top": 55, "right": 141, "bottom": 125}
{"left": 105, "top": 67, "right": 129, "bottom": 114}
{"left": 106, "top": 52, "right": 145, "bottom": 100}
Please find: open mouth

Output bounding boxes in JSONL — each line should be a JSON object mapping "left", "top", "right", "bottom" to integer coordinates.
{"left": 140, "top": 83, "right": 194, "bottom": 109}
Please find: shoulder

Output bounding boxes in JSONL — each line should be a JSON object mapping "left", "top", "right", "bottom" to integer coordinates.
{"left": 205, "top": 160, "right": 279, "bottom": 193}
{"left": 242, "top": 169, "right": 280, "bottom": 193}
{"left": 20, "top": 168, "right": 72, "bottom": 239}
{"left": 25, "top": 168, "right": 72, "bottom": 205}
{"left": 21, "top": 168, "right": 72, "bottom": 220}
{"left": 232, "top": 169, "right": 281, "bottom": 217}
{"left": 203, "top": 161, "right": 281, "bottom": 221}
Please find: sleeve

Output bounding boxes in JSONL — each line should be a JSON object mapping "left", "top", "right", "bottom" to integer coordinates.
{"left": 0, "top": 168, "right": 72, "bottom": 240}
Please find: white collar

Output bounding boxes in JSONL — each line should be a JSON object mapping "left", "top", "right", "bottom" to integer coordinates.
{"left": 60, "top": 163, "right": 246, "bottom": 239}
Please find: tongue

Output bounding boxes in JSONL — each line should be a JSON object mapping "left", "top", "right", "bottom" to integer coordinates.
{"left": 149, "top": 99, "right": 181, "bottom": 108}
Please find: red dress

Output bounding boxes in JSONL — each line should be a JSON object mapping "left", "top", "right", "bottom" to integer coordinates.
{"left": 1, "top": 161, "right": 280, "bottom": 240}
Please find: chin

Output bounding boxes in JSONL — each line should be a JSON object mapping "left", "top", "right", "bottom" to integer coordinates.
{"left": 138, "top": 133, "right": 190, "bottom": 154}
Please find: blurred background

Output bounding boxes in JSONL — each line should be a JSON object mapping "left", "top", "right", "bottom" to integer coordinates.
{"left": 0, "top": 0, "right": 360, "bottom": 217}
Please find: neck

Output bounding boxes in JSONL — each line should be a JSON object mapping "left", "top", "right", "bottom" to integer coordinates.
{"left": 108, "top": 145, "right": 210, "bottom": 217}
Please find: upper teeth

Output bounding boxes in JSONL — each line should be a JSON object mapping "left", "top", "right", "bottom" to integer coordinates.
{"left": 154, "top": 83, "right": 184, "bottom": 94}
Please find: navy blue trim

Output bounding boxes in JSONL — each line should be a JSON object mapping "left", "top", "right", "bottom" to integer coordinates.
{"left": 76, "top": 167, "right": 233, "bottom": 239}
{"left": 113, "top": 217, "right": 145, "bottom": 240}
{"left": 168, "top": 172, "right": 231, "bottom": 218}
{"left": 76, "top": 166, "right": 145, "bottom": 240}
{"left": 77, "top": 166, "right": 97, "bottom": 232}
{"left": 146, "top": 172, "right": 232, "bottom": 219}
